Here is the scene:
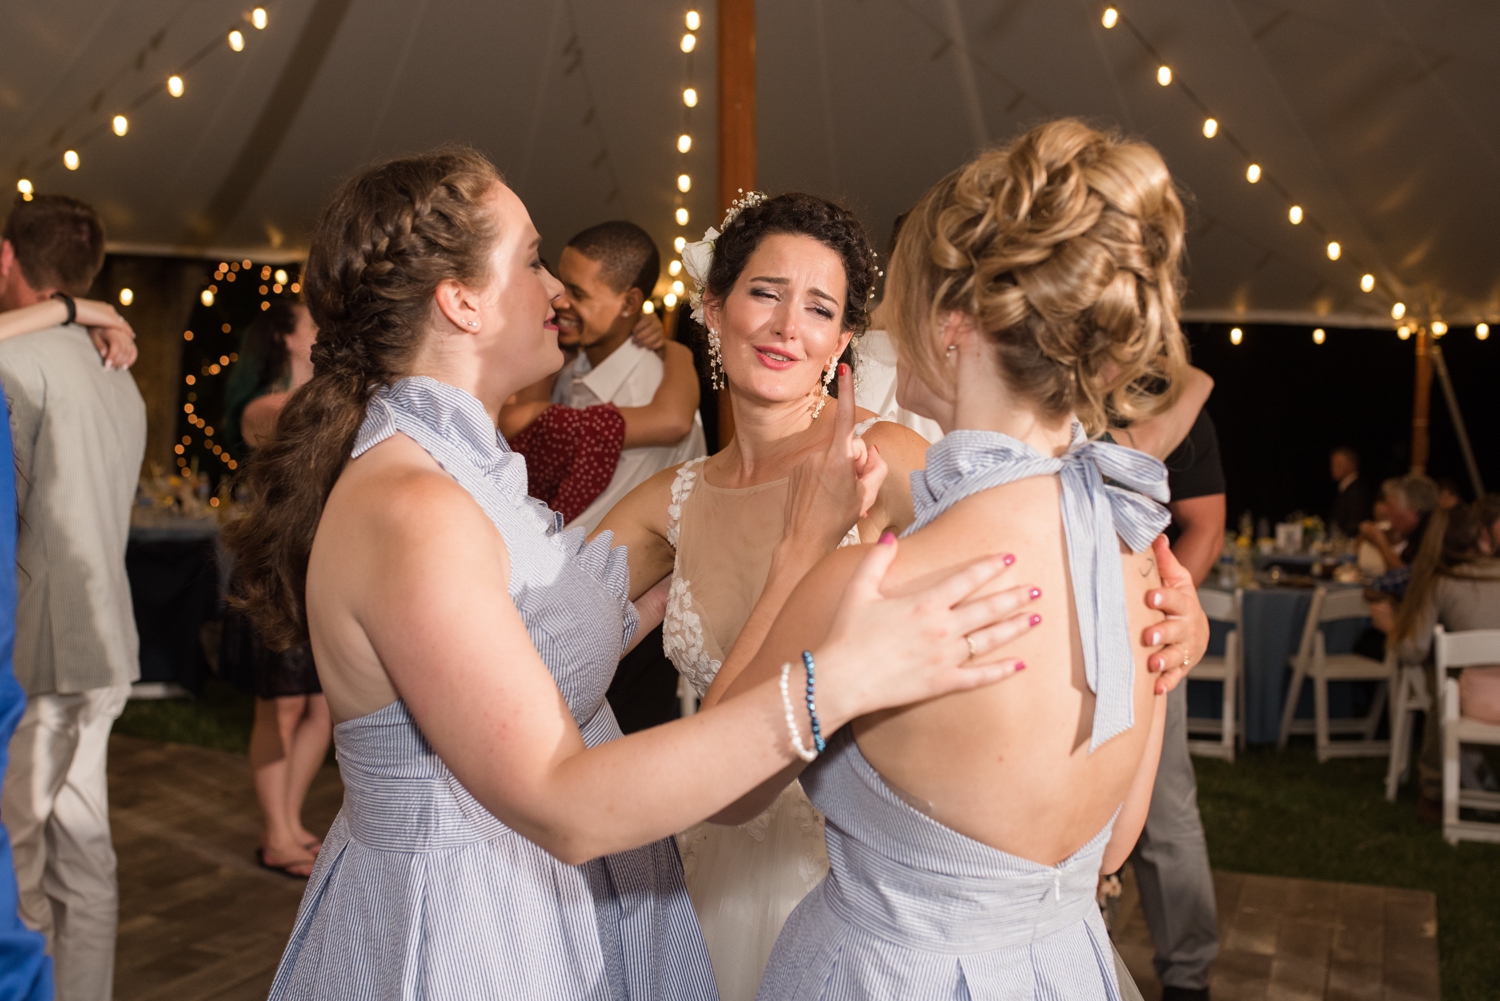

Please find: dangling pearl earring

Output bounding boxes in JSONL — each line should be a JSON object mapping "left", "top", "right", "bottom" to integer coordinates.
{"left": 706, "top": 328, "right": 725, "bottom": 390}
{"left": 811, "top": 355, "right": 838, "bottom": 419}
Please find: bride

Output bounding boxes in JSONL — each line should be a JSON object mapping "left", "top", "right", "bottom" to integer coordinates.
{"left": 596, "top": 192, "right": 1210, "bottom": 999}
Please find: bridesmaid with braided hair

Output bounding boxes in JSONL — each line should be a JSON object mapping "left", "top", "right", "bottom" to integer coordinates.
{"left": 225, "top": 147, "right": 1045, "bottom": 998}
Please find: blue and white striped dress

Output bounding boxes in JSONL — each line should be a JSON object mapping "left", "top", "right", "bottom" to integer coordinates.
{"left": 270, "top": 377, "right": 717, "bottom": 1001}
{"left": 757, "top": 427, "right": 1169, "bottom": 1001}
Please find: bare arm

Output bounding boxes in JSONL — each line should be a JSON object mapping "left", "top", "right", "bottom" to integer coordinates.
{"left": 1111, "top": 367, "right": 1213, "bottom": 459}
{"left": 1101, "top": 689, "right": 1168, "bottom": 873}
{"left": 0, "top": 297, "right": 138, "bottom": 368}
{"left": 1167, "top": 493, "right": 1226, "bottom": 586}
{"left": 591, "top": 464, "right": 680, "bottom": 600}
{"left": 617, "top": 341, "right": 700, "bottom": 448}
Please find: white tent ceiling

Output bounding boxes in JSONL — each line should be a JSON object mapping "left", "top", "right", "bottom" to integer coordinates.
{"left": 5, "top": 0, "right": 1496, "bottom": 327}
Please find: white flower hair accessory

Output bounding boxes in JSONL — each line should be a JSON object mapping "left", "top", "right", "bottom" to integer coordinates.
{"left": 682, "top": 189, "right": 768, "bottom": 324}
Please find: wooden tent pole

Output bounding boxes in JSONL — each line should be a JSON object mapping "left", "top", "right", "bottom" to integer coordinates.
{"left": 715, "top": 0, "right": 755, "bottom": 450}
{"left": 1410, "top": 325, "right": 1432, "bottom": 473}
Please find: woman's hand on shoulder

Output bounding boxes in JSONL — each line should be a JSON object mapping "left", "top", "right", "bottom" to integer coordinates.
{"left": 74, "top": 298, "right": 138, "bottom": 369}
{"left": 1141, "top": 535, "right": 1211, "bottom": 694}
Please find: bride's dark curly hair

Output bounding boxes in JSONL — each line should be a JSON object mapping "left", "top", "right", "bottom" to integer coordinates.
{"left": 224, "top": 146, "right": 502, "bottom": 650}
{"left": 703, "top": 192, "right": 878, "bottom": 390}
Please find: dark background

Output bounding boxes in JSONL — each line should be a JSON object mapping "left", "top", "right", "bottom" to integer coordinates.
{"left": 1183, "top": 321, "right": 1496, "bottom": 527}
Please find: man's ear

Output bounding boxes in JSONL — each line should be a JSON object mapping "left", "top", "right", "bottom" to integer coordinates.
{"left": 621, "top": 287, "right": 645, "bottom": 318}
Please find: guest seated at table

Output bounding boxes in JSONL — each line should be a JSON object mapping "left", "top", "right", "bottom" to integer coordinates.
{"left": 1369, "top": 504, "right": 1500, "bottom": 819}
{"left": 1360, "top": 474, "right": 1439, "bottom": 590}
{"left": 1328, "top": 446, "right": 1370, "bottom": 539}
{"left": 1435, "top": 477, "right": 1464, "bottom": 512}
{"left": 220, "top": 302, "right": 331, "bottom": 879}
{"left": 1476, "top": 494, "right": 1500, "bottom": 556}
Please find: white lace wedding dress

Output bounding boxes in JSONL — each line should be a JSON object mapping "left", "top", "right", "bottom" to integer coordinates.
{"left": 662, "top": 420, "right": 878, "bottom": 1001}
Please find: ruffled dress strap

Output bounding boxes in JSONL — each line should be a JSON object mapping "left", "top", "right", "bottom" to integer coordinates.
{"left": 907, "top": 425, "right": 1170, "bottom": 750}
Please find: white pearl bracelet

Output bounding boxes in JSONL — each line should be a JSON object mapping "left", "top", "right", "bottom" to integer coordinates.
{"left": 779, "top": 662, "right": 818, "bottom": 762}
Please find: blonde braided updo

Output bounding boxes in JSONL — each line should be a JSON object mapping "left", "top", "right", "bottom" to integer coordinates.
{"left": 886, "top": 119, "right": 1188, "bottom": 434}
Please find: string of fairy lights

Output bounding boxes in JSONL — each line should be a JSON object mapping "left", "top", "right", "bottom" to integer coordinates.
{"left": 1100, "top": 4, "right": 1488, "bottom": 347}
{"left": 648, "top": 9, "right": 704, "bottom": 317}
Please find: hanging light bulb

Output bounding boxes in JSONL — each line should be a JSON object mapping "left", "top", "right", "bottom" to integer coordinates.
{"left": 1157, "top": 65, "right": 1172, "bottom": 86}
{"left": 674, "top": 236, "right": 687, "bottom": 253}
{"left": 1431, "top": 320, "right": 1448, "bottom": 336}
{"left": 274, "top": 269, "right": 289, "bottom": 285}
{"left": 112, "top": 115, "right": 129, "bottom": 136}
{"left": 1391, "top": 301, "right": 1406, "bottom": 320}
{"left": 118, "top": 288, "right": 134, "bottom": 306}
{"left": 167, "top": 75, "right": 184, "bottom": 97}
{"left": 1246, "top": 163, "right": 1261, "bottom": 184}
{"left": 663, "top": 292, "right": 679, "bottom": 308}
{"left": 683, "top": 87, "right": 698, "bottom": 107}
{"left": 228, "top": 29, "right": 245, "bottom": 51}
{"left": 1102, "top": 7, "right": 1119, "bottom": 28}
{"left": 1478, "top": 323, "right": 1490, "bottom": 340}
{"left": 1288, "top": 205, "right": 1303, "bottom": 225}
{"left": 671, "top": 280, "right": 685, "bottom": 296}
{"left": 252, "top": 7, "right": 268, "bottom": 29}
{"left": 1230, "top": 327, "right": 1243, "bottom": 345}
{"left": 668, "top": 260, "right": 682, "bottom": 276}
{"left": 677, "top": 174, "right": 692, "bottom": 193}
{"left": 675, "top": 207, "right": 690, "bottom": 225}
{"left": 686, "top": 10, "right": 701, "bottom": 30}
{"left": 681, "top": 33, "right": 696, "bottom": 52}
{"left": 678, "top": 134, "right": 692, "bottom": 153}
{"left": 201, "top": 289, "right": 215, "bottom": 306}
{"left": 1202, "top": 118, "right": 1218, "bottom": 138}
{"left": 1360, "top": 273, "right": 1375, "bottom": 293}
{"left": 642, "top": 300, "right": 655, "bottom": 314}
{"left": 1312, "top": 328, "right": 1326, "bottom": 344}
{"left": 1397, "top": 325, "right": 1411, "bottom": 340}
{"left": 1326, "top": 241, "right": 1341, "bottom": 260}
{"left": 15, "top": 179, "right": 31, "bottom": 195}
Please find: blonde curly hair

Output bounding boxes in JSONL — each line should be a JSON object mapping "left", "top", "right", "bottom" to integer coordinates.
{"left": 886, "top": 119, "right": 1188, "bottom": 435}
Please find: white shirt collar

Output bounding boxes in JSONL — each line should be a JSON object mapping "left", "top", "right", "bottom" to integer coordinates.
{"left": 577, "top": 339, "right": 652, "bottom": 404}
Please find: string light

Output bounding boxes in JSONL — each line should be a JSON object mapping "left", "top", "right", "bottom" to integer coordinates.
{"left": 683, "top": 87, "right": 698, "bottom": 107}
{"left": 676, "top": 207, "right": 689, "bottom": 225}
{"left": 1397, "top": 325, "right": 1411, "bottom": 340}
{"left": 1102, "top": 7, "right": 1119, "bottom": 28}
{"left": 681, "top": 33, "right": 696, "bottom": 53}
{"left": 1245, "top": 164, "right": 1261, "bottom": 183}
{"left": 1230, "top": 327, "right": 1243, "bottom": 345}
{"left": 1156, "top": 66, "right": 1172, "bottom": 86}
{"left": 663, "top": 292, "right": 678, "bottom": 308}
{"left": 678, "top": 134, "right": 692, "bottom": 153}
{"left": 167, "top": 75, "right": 184, "bottom": 97}
{"left": 674, "top": 236, "right": 687, "bottom": 252}
{"left": 1478, "top": 323, "right": 1490, "bottom": 340}
{"left": 1312, "top": 328, "right": 1326, "bottom": 344}
{"left": 1360, "top": 273, "right": 1375, "bottom": 293}
{"left": 677, "top": 174, "right": 691, "bottom": 192}
{"left": 274, "top": 268, "right": 288, "bottom": 284}
{"left": 686, "top": 10, "right": 701, "bottom": 30}
{"left": 671, "top": 280, "right": 685, "bottom": 296}
{"left": 201, "top": 289, "right": 214, "bottom": 306}
{"left": 118, "top": 288, "right": 134, "bottom": 306}
{"left": 1288, "top": 205, "right": 1303, "bottom": 225}
{"left": 1391, "top": 301, "right": 1406, "bottom": 320}
{"left": 1202, "top": 118, "right": 1218, "bottom": 138}
{"left": 183, "top": 330, "right": 194, "bottom": 341}
{"left": 15, "top": 179, "right": 31, "bottom": 195}
{"left": 1431, "top": 321, "right": 1448, "bottom": 336}
{"left": 642, "top": 301, "right": 655, "bottom": 314}
{"left": 228, "top": 30, "right": 245, "bottom": 51}
{"left": 252, "top": 7, "right": 268, "bottom": 29}
{"left": 1326, "top": 241, "right": 1341, "bottom": 260}
{"left": 112, "top": 115, "right": 129, "bottom": 136}
{"left": 668, "top": 260, "right": 682, "bottom": 276}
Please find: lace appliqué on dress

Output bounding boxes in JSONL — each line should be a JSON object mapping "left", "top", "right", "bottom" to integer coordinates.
{"left": 663, "top": 459, "right": 720, "bottom": 699}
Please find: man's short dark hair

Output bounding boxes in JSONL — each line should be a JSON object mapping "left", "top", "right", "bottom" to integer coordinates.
{"left": 566, "top": 221, "right": 659, "bottom": 299}
{"left": 2, "top": 194, "right": 106, "bottom": 296}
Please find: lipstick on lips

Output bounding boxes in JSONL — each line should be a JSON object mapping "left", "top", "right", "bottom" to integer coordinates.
{"left": 752, "top": 344, "right": 801, "bottom": 371}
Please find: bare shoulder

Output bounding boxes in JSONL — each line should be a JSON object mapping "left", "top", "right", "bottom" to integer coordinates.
{"left": 861, "top": 419, "right": 929, "bottom": 463}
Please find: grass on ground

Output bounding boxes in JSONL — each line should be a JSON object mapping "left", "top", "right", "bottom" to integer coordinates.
{"left": 115, "top": 691, "right": 1497, "bottom": 999}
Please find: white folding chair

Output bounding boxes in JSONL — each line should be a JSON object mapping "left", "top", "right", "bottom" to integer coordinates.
{"left": 1384, "top": 662, "right": 1432, "bottom": 801}
{"left": 1277, "top": 587, "right": 1395, "bottom": 761}
{"left": 1435, "top": 625, "right": 1500, "bottom": 845}
{"left": 1187, "top": 588, "right": 1242, "bottom": 762}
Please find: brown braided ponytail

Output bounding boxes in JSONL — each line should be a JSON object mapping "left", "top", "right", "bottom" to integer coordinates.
{"left": 225, "top": 147, "right": 501, "bottom": 650}
{"left": 886, "top": 119, "right": 1188, "bottom": 434}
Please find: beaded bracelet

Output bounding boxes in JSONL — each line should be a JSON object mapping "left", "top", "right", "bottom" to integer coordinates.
{"left": 801, "top": 650, "right": 826, "bottom": 754}
{"left": 778, "top": 662, "right": 817, "bottom": 762}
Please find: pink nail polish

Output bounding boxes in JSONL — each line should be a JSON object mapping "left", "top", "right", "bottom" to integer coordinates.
{"left": 1029, "top": 587, "right": 1042, "bottom": 600}
{"left": 879, "top": 531, "right": 896, "bottom": 545}
{"left": 1014, "top": 661, "right": 1026, "bottom": 672}
{"left": 1002, "top": 553, "right": 1016, "bottom": 566}
{"left": 1029, "top": 614, "right": 1042, "bottom": 627}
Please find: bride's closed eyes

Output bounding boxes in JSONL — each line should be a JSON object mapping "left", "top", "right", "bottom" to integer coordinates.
{"left": 747, "top": 281, "right": 838, "bottom": 322}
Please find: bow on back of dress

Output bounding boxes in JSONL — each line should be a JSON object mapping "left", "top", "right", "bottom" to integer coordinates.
{"left": 907, "top": 425, "right": 1171, "bottom": 751}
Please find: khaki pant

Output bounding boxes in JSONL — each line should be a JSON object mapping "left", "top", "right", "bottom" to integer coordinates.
{"left": 3, "top": 684, "right": 129, "bottom": 1001}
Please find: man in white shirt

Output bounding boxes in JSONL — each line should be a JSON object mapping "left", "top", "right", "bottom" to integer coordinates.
{"left": 553, "top": 221, "right": 705, "bottom": 533}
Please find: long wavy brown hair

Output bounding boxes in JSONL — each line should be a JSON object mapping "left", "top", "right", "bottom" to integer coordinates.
{"left": 224, "top": 147, "right": 501, "bottom": 650}
{"left": 885, "top": 118, "right": 1188, "bottom": 434}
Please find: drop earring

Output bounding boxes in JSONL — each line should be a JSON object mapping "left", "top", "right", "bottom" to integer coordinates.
{"left": 707, "top": 328, "right": 725, "bottom": 389}
{"left": 811, "top": 355, "right": 838, "bottom": 419}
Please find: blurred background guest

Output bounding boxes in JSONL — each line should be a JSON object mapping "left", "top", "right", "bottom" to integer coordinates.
{"left": 1328, "top": 446, "right": 1370, "bottom": 539}
{"left": 218, "top": 301, "right": 330, "bottom": 879}
{"left": 1361, "top": 475, "right": 1440, "bottom": 590}
{"left": 1436, "top": 477, "right": 1464, "bottom": 512}
{"left": 0, "top": 193, "right": 145, "bottom": 1001}
{"left": 1370, "top": 503, "right": 1500, "bottom": 821}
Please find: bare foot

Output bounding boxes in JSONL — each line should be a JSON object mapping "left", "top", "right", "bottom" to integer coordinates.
{"left": 257, "top": 845, "right": 316, "bottom": 879}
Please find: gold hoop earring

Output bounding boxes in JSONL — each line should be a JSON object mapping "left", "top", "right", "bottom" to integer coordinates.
{"left": 707, "top": 329, "right": 725, "bottom": 390}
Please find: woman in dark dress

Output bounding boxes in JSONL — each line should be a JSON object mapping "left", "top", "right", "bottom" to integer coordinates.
{"left": 221, "top": 301, "right": 329, "bottom": 877}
